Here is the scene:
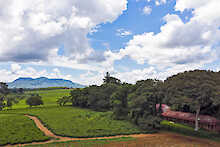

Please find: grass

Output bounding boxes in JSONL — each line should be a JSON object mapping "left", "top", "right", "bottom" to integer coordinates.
{"left": 1, "top": 106, "right": 142, "bottom": 138}
{"left": 161, "top": 120, "right": 220, "bottom": 141}
{"left": 12, "top": 89, "right": 71, "bottom": 109}
{"left": 26, "top": 137, "right": 136, "bottom": 147}
{"left": 0, "top": 114, "right": 49, "bottom": 146}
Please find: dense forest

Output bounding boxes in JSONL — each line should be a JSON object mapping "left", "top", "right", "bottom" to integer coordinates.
{"left": 57, "top": 70, "right": 220, "bottom": 131}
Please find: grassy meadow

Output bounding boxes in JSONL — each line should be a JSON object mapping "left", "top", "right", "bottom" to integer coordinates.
{"left": 0, "top": 114, "right": 49, "bottom": 146}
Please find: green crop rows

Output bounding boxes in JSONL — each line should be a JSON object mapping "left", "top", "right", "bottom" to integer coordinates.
{"left": 0, "top": 114, "right": 49, "bottom": 146}
{"left": 2, "top": 106, "right": 142, "bottom": 138}
{"left": 12, "top": 89, "right": 72, "bottom": 109}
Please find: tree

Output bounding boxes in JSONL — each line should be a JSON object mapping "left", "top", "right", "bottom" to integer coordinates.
{"left": 57, "top": 96, "right": 71, "bottom": 106}
{"left": 128, "top": 79, "right": 163, "bottom": 130}
{"left": 0, "top": 82, "right": 19, "bottom": 110}
{"left": 26, "top": 94, "right": 43, "bottom": 107}
{"left": 103, "top": 72, "right": 121, "bottom": 85}
{"left": 165, "top": 70, "right": 220, "bottom": 131}
{"left": 111, "top": 83, "right": 132, "bottom": 119}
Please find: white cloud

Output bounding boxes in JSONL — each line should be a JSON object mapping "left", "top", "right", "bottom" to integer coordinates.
{"left": 155, "top": 0, "right": 166, "bottom": 6}
{"left": 116, "top": 29, "right": 132, "bottom": 37}
{"left": 11, "top": 63, "right": 22, "bottom": 72}
{"left": 142, "top": 6, "right": 152, "bottom": 15}
{"left": 0, "top": 64, "right": 83, "bottom": 84}
{"left": 104, "top": 0, "right": 220, "bottom": 83}
{"left": 0, "top": 0, "right": 127, "bottom": 64}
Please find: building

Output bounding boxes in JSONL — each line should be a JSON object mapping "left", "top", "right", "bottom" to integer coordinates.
{"left": 156, "top": 104, "right": 220, "bottom": 132}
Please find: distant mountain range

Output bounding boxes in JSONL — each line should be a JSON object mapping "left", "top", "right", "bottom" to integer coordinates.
{"left": 7, "top": 77, "right": 86, "bottom": 89}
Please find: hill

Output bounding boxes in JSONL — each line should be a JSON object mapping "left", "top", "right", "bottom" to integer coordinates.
{"left": 7, "top": 77, "right": 85, "bottom": 89}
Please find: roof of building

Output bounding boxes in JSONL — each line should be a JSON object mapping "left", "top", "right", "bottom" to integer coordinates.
{"left": 156, "top": 104, "right": 171, "bottom": 112}
{"left": 156, "top": 104, "right": 220, "bottom": 124}
{"left": 162, "top": 110, "right": 220, "bottom": 124}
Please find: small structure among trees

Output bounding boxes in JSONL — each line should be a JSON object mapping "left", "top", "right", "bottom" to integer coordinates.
{"left": 157, "top": 104, "right": 220, "bottom": 132}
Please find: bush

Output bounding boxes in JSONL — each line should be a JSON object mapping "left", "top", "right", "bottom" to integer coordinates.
{"left": 138, "top": 116, "right": 161, "bottom": 131}
{"left": 26, "top": 94, "right": 43, "bottom": 107}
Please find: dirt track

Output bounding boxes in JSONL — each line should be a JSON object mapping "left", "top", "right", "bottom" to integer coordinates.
{"left": 5, "top": 115, "right": 220, "bottom": 147}
{"left": 5, "top": 115, "right": 162, "bottom": 146}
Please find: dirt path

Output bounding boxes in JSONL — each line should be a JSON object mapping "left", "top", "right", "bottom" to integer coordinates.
{"left": 5, "top": 115, "right": 162, "bottom": 146}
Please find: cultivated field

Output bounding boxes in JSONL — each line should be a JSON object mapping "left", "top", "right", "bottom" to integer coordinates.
{"left": 12, "top": 89, "right": 72, "bottom": 109}
{"left": 1, "top": 89, "right": 220, "bottom": 146}
{"left": 0, "top": 114, "right": 49, "bottom": 146}
{"left": 1, "top": 106, "right": 141, "bottom": 138}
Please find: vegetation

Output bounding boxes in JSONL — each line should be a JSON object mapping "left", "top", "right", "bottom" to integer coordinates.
{"left": 26, "top": 94, "right": 44, "bottom": 107}
{"left": 1, "top": 70, "right": 220, "bottom": 146}
{"left": 27, "top": 137, "right": 135, "bottom": 147}
{"left": 1, "top": 107, "right": 142, "bottom": 137}
{"left": 58, "top": 73, "right": 164, "bottom": 131}
{"left": 12, "top": 89, "right": 71, "bottom": 109}
{"left": 0, "top": 82, "right": 24, "bottom": 110}
{"left": 0, "top": 114, "right": 49, "bottom": 146}
{"left": 161, "top": 120, "right": 220, "bottom": 140}
{"left": 164, "top": 70, "right": 220, "bottom": 131}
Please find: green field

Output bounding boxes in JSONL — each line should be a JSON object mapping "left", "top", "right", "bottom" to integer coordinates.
{"left": 12, "top": 89, "right": 72, "bottom": 109}
{"left": 0, "top": 114, "right": 49, "bottom": 146}
{"left": 1, "top": 106, "right": 142, "bottom": 138}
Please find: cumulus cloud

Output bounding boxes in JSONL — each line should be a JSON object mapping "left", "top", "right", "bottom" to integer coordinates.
{"left": 0, "top": 0, "right": 127, "bottom": 64}
{"left": 104, "top": 0, "right": 220, "bottom": 82}
{"left": 142, "top": 6, "right": 152, "bottom": 15}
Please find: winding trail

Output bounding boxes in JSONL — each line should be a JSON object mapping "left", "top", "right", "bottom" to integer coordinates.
{"left": 6, "top": 115, "right": 162, "bottom": 146}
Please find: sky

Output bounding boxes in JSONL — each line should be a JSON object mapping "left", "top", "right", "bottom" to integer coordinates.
{"left": 0, "top": 0, "right": 220, "bottom": 85}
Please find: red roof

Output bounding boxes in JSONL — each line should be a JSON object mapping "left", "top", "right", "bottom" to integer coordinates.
{"left": 156, "top": 104, "right": 220, "bottom": 124}
{"left": 156, "top": 104, "right": 171, "bottom": 112}
{"left": 162, "top": 111, "right": 220, "bottom": 124}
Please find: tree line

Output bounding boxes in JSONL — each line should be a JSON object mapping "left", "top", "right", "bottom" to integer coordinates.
{"left": 58, "top": 70, "right": 220, "bottom": 131}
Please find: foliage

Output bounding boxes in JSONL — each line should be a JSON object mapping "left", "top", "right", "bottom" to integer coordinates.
{"left": 0, "top": 82, "right": 22, "bottom": 110}
{"left": 0, "top": 114, "right": 49, "bottom": 146}
{"left": 69, "top": 84, "right": 119, "bottom": 111}
{"left": 1, "top": 107, "right": 142, "bottom": 137}
{"left": 161, "top": 120, "right": 220, "bottom": 140}
{"left": 13, "top": 89, "right": 71, "bottom": 109}
{"left": 127, "top": 79, "right": 164, "bottom": 130}
{"left": 26, "top": 94, "right": 44, "bottom": 107}
{"left": 26, "top": 137, "right": 135, "bottom": 147}
{"left": 103, "top": 72, "right": 121, "bottom": 85}
{"left": 57, "top": 96, "right": 71, "bottom": 106}
{"left": 111, "top": 83, "right": 132, "bottom": 120}
{"left": 164, "top": 70, "right": 220, "bottom": 131}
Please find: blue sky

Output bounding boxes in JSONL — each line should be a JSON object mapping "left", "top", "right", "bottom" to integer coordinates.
{"left": 0, "top": 0, "right": 219, "bottom": 85}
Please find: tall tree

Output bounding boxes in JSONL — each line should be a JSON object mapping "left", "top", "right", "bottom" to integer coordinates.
{"left": 128, "top": 79, "right": 163, "bottom": 130}
{"left": 111, "top": 83, "right": 132, "bottom": 119}
{"left": 103, "top": 72, "right": 121, "bottom": 85}
{"left": 165, "top": 70, "right": 220, "bottom": 131}
{"left": 0, "top": 82, "right": 18, "bottom": 110}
